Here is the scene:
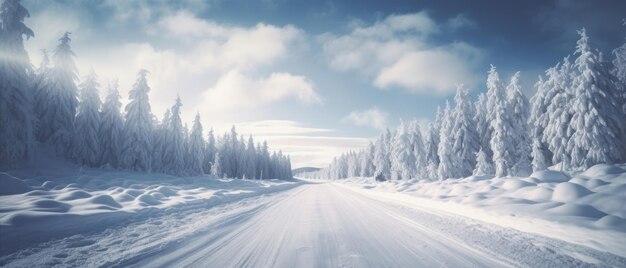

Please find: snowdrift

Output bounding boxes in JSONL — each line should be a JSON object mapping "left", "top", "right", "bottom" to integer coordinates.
{"left": 0, "top": 162, "right": 300, "bottom": 256}
{"left": 332, "top": 164, "right": 626, "bottom": 237}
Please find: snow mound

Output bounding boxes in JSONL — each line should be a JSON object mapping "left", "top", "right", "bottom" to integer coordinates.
{"left": 502, "top": 179, "right": 535, "bottom": 190}
{"left": 552, "top": 182, "right": 593, "bottom": 203}
{"left": 0, "top": 173, "right": 31, "bottom": 195}
{"left": 548, "top": 204, "right": 606, "bottom": 218}
{"left": 530, "top": 170, "right": 570, "bottom": 183}
{"left": 582, "top": 164, "right": 626, "bottom": 177}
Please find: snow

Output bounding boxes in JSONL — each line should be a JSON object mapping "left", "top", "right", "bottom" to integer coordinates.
{"left": 0, "top": 157, "right": 300, "bottom": 257}
{"left": 327, "top": 163, "right": 626, "bottom": 258}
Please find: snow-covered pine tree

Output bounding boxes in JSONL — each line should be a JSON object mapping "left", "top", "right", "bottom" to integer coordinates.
{"left": 187, "top": 112, "right": 205, "bottom": 175}
{"left": 0, "top": 0, "right": 34, "bottom": 166}
{"left": 542, "top": 59, "right": 574, "bottom": 169}
{"left": 437, "top": 101, "right": 455, "bottom": 179}
{"left": 163, "top": 95, "right": 185, "bottom": 175}
{"left": 473, "top": 148, "right": 491, "bottom": 176}
{"left": 72, "top": 70, "right": 101, "bottom": 166}
{"left": 152, "top": 109, "right": 170, "bottom": 173}
{"left": 407, "top": 120, "right": 425, "bottom": 179}
{"left": 488, "top": 66, "right": 513, "bottom": 177}
{"left": 451, "top": 84, "right": 480, "bottom": 177}
{"left": 245, "top": 136, "right": 257, "bottom": 179}
{"left": 613, "top": 19, "right": 626, "bottom": 84}
{"left": 506, "top": 72, "right": 532, "bottom": 176}
{"left": 211, "top": 151, "right": 223, "bottom": 178}
{"left": 529, "top": 75, "right": 552, "bottom": 171}
{"left": 424, "top": 107, "right": 442, "bottom": 179}
{"left": 99, "top": 80, "right": 123, "bottom": 167}
{"left": 390, "top": 121, "right": 413, "bottom": 180}
{"left": 473, "top": 93, "right": 494, "bottom": 174}
{"left": 42, "top": 32, "right": 79, "bottom": 157}
{"left": 121, "top": 70, "right": 153, "bottom": 172}
{"left": 567, "top": 29, "right": 626, "bottom": 168}
{"left": 373, "top": 135, "right": 390, "bottom": 181}
{"left": 33, "top": 50, "right": 51, "bottom": 141}
{"left": 204, "top": 128, "right": 216, "bottom": 174}
{"left": 359, "top": 143, "right": 374, "bottom": 177}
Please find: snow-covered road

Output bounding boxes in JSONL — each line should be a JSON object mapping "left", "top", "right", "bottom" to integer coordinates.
{"left": 3, "top": 181, "right": 625, "bottom": 267}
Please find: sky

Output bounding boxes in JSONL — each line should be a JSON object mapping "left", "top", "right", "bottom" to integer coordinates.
{"left": 22, "top": 0, "right": 626, "bottom": 168}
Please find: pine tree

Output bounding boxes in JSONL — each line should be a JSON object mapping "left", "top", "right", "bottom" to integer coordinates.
{"left": 164, "top": 95, "right": 185, "bottom": 175}
{"left": 187, "top": 112, "right": 205, "bottom": 175}
{"left": 204, "top": 128, "right": 216, "bottom": 173}
{"left": 407, "top": 120, "right": 425, "bottom": 178}
{"left": 567, "top": 29, "right": 625, "bottom": 168}
{"left": 121, "top": 70, "right": 153, "bottom": 171}
{"left": 544, "top": 58, "right": 574, "bottom": 169}
{"left": 373, "top": 135, "right": 390, "bottom": 181}
{"left": 390, "top": 121, "right": 412, "bottom": 180}
{"left": 99, "top": 80, "right": 123, "bottom": 167}
{"left": 211, "top": 151, "right": 223, "bottom": 178}
{"left": 451, "top": 84, "right": 480, "bottom": 177}
{"left": 506, "top": 72, "right": 532, "bottom": 176}
{"left": 245, "top": 136, "right": 257, "bottom": 179}
{"left": 473, "top": 93, "right": 494, "bottom": 174}
{"left": 0, "top": 0, "right": 34, "bottom": 166}
{"left": 33, "top": 50, "right": 51, "bottom": 141}
{"left": 613, "top": 19, "right": 626, "bottom": 84}
{"left": 529, "top": 75, "right": 552, "bottom": 172}
{"left": 43, "top": 32, "right": 79, "bottom": 157}
{"left": 488, "top": 66, "right": 512, "bottom": 177}
{"left": 72, "top": 70, "right": 101, "bottom": 166}
{"left": 437, "top": 101, "right": 455, "bottom": 179}
{"left": 152, "top": 109, "right": 170, "bottom": 173}
{"left": 473, "top": 148, "right": 491, "bottom": 176}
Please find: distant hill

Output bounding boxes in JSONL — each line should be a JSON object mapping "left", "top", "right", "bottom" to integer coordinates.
{"left": 292, "top": 167, "right": 321, "bottom": 174}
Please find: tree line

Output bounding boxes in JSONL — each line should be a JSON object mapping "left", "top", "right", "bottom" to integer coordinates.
{"left": 312, "top": 28, "right": 626, "bottom": 180}
{"left": 0, "top": 0, "right": 292, "bottom": 179}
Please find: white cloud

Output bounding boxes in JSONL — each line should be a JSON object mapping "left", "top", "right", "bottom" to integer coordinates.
{"left": 200, "top": 70, "right": 321, "bottom": 115}
{"left": 344, "top": 107, "right": 389, "bottom": 130}
{"left": 321, "top": 12, "right": 484, "bottom": 95}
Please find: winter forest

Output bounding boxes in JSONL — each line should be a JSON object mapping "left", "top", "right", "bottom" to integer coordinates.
{"left": 0, "top": 0, "right": 292, "bottom": 179}
{"left": 310, "top": 28, "right": 626, "bottom": 181}
{"left": 4, "top": 0, "right": 626, "bottom": 266}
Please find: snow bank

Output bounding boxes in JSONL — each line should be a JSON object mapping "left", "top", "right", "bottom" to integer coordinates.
{"left": 0, "top": 165, "right": 300, "bottom": 256}
{"left": 328, "top": 163, "right": 626, "bottom": 256}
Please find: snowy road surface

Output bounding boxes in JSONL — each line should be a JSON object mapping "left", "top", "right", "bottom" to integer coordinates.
{"left": 3, "top": 181, "right": 625, "bottom": 267}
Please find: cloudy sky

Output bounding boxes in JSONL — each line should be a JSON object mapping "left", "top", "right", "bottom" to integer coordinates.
{"left": 22, "top": 0, "right": 626, "bottom": 168}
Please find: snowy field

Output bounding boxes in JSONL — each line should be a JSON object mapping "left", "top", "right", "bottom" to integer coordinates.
{"left": 328, "top": 164, "right": 626, "bottom": 257}
{"left": 0, "top": 154, "right": 300, "bottom": 263}
{"left": 2, "top": 164, "right": 626, "bottom": 267}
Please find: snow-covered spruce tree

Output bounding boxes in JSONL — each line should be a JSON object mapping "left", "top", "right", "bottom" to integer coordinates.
{"left": 211, "top": 151, "right": 223, "bottom": 178}
{"left": 488, "top": 66, "right": 513, "bottom": 177}
{"left": 99, "top": 80, "right": 123, "bottom": 168}
{"left": 544, "top": 58, "right": 575, "bottom": 170}
{"left": 204, "top": 128, "right": 216, "bottom": 173}
{"left": 424, "top": 107, "right": 443, "bottom": 179}
{"left": 33, "top": 50, "right": 51, "bottom": 141}
{"left": 390, "top": 121, "right": 413, "bottom": 180}
{"left": 506, "top": 72, "right": 532, "bottom": 176}
{"left": 187, "top": 112, "right": 205, "bottom": 175}
{"left": 529, "top": 75, "right": 552, "bottom": 172}
{"left": 373, "top": 135, "right": 390, "bottom": 181}
{"left": 72, "top": 70, "right": 101, "bottom": 166}
{"left": 408, "top": 120, "right": 425, "bottom": 179}
{"left": 236, "top": 135, "right": 247, "bottom": 179}
{"left": 473, "top": 93, "right": 494, "bottom": 175}
{"left": 152, "top": 109, "right": 170, "bottom": 173}
{"left": 567, "top": 29, "right": 626, "bottom": 168}
{"left": 163, "top": 95, "right": 185, "bottom": 175}
{"left": 42, "top": 32, "right": 79, "bottom": 157}
{"left": 0, "top": 0, "right": 35, "bottom": 167}
{"left": 245, "top": 136, "right": 257, "bottom": 179}
{"left": 613, "top": 19, "right": 626, "bottom": 84}
{"left": 437, "top": 101, "right": 456, "bottom": 180}
{"left": 359, "top": 143, "right": 375, "bottom": 177}
{"left": 451, "top": 84, "right": 480, "bottom": 177}
{"left": 121, "top": 70, "right": 153, "bottom": 172}
{"left": 473, "top": 148, "right": 491, "bottom": 176}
